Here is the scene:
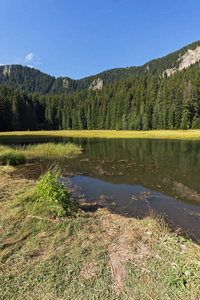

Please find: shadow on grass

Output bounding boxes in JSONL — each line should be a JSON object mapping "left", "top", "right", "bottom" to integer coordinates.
{"left": 79, "top": 203, "right": 100, "bottom": 213}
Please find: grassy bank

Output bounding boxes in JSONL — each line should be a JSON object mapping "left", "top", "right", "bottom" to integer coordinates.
{"left": 25, "top": 142, "right": 82, "bottom": 156}
{"left": 0, "top": 166, "right": 200, "bottom": 299}
{"left": 0, "top": 146, "right": 26, "bottom": 166}
{"left": 0, "top": 143, "right": 82, "bottom": 166}
{"left": 1, "top": 129, "right": 200, "bottom": 140}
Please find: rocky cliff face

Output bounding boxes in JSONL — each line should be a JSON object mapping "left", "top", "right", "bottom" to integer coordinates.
{"left": 89, "top": 78, "right": 103, "bottom": 90}
{"left": 63, "top": 78, "right": 69, "bottom": 89}
{"left": 3, "top": 65, "right": 13, "bottom": 76}
{"left": 164, "top": 46, "right": 200, "bottom": 76}
{"left": 179, "top": 46, "right": 200, "bottom": 70}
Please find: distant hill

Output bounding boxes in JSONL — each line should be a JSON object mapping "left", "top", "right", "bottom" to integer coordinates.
{"left": 1, "top": 40, "right": 200, "bottom": 94}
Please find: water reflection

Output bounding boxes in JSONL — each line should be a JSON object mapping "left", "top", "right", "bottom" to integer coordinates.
{"left": 1, "top": 136, "right": 200, "bottom": 240}
{"left": 60, "top": 175, "right": 200, "bottom": 241}
{"left": 62, "top": 137, "right": 200, "bottom": 240}
{"left": 63, "top": 138, "right": 200, "bottom": 206}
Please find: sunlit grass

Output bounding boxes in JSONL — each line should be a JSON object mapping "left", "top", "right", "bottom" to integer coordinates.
{"left": 1, "top": 129, "right": 200, "bottom": 140}
{"left": 25, "top": 142, "right": 82, "bottom": 156}
{"left": 0, "top": 143, "right": 82, "bottom": 164}
{"left": 0, "top": 147, "right": 26, "bottom": 165}
{"left": 0, "top": 166, "right": 200, "bottom": 299}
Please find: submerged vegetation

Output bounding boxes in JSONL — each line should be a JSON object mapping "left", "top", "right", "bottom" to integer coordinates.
{"left": 0, "top": 166, "right": 200, "bottom": 299}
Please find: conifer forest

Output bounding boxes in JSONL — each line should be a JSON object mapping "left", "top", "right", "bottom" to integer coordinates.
{"left": 1, "top": 62, "right": 200, "bottom": 132}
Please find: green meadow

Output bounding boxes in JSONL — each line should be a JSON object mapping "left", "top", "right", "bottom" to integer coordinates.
{"left": 0, "top": 166, "right": 199, "bottom": 299}
{"left": 1, "top": 129, "right": 200, "bottom": 140}
{"left": 0, "top": 132, "right": 200, "bottom": 299}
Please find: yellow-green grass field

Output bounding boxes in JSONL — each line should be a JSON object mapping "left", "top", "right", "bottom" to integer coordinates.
{"left": 0, "top": 166, "right": 200, "bottom": 299}
{"left": 1, "top": 129, "right": 200, "bottom": 140}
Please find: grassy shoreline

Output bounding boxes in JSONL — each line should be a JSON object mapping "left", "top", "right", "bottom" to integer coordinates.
{"left": 25, "top": 142, "right": 82, "bottom": 156}
{"left": 0, "top": 143, "right": 82, "bottom": 166}
{"left": 1, "top": 129, "right": 200, "bottom": 140}
{"left": 0, "top": 166, "right": 200, "bottom": 299}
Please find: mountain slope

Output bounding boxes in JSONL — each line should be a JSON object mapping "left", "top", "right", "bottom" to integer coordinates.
{"left": 1, "top": 55, "right": 200, "bottom": 132}
{"left": 1, "top": 40, "right": 200, "bottom": 94}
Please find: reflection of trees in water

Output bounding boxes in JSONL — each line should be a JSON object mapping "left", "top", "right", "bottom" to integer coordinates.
{"left": 8, "top": 137, "right": 200, "bottom": 207}
{"left": 85, "top": 138, "right": 200, "bottom": 166}
{"left": 82, "top": 138, "right": 200, "bottom": 194}
{"left": 59, "top": 138, "right": 200, "bottom": 206}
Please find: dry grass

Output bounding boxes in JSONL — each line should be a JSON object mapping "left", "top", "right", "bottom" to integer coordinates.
{"left": 0, "top": 166, "right": 200, "bottom": 299}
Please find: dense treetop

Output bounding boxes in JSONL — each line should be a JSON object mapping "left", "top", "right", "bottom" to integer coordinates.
{"left": 1, "top": 58, "right": 200, "bottom": 132}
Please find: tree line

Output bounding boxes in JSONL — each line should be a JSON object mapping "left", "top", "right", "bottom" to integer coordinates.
{"left": 1, "top": 61, "right": 200, "bottom": 132}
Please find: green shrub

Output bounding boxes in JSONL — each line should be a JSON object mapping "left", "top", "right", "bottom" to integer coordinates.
{"left": 30, "top": 171, "right": 77, "bottom": 217}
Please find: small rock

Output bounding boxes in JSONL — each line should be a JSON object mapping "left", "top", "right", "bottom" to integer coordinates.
{"left": 180, "top": 244, "right": 187, "bottom": 250}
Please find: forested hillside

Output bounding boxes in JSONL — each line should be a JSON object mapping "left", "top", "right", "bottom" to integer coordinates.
{"left": 1, "top": 41, "right": 200, "bottom": 95}
{"left": 1, "top": 60, "right": 200, "bottom": 132}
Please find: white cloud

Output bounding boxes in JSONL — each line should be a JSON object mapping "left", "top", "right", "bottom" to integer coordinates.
{"left": 0, "top": 63, "right": 5, "bottom": 66}
{"left": 15, "top": 53, "right": 41, "bottom": 68}
{"left": 25, "top": 53, "right": 34, "bottom": 62}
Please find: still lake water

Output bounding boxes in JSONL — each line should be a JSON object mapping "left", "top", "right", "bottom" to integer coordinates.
{"left": 2, "top": 136, "right": 200, "bottom": 241}
{"left": 59, "top": 137, "right": 200, "bottom": 241}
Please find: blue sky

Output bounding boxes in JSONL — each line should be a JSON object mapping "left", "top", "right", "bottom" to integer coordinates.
{"left": 0, "top": 0, "right": 200, "bottom": 79}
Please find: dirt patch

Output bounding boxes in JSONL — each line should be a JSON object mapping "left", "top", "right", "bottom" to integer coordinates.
{"left": 79, "top": 261, "right": 97, "bottom": 280}
{"left": 133, "top": 241, "right": 150, "bottom": 260}
{"left": 92, "top": 209, "right": 150, "bottom": 293}
{"left": 109, "top": 252, "right": 127, "bottom": 291}
{"left": 28, "top": 251, "right": 48, "bottom": 263}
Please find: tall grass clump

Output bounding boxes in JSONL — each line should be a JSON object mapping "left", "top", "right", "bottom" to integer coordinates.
{"left": 26, "top": 142, "right": 82, "bottom": 156}
{"left": 27, "top": 170, "right": 77, "bottom": 217}
{"left": 0, "top": 146, "right": 26, "bottom": 165}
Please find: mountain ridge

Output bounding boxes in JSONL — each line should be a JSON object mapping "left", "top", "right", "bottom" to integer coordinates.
{"left": 1, "top": 40, "right": 200, "bottom": 95}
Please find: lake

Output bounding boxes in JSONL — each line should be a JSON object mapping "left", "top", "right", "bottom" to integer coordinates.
{"left": 1, "top": 136, "right": 200, "bottom": 241}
